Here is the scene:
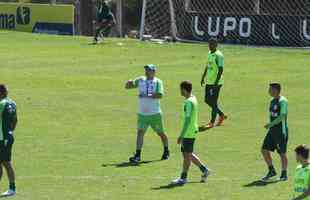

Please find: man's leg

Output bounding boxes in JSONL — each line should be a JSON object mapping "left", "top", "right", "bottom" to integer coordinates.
{"left": 0, "top": 163, "right": 3, "bottom": 180}
{"left": 191, "top": 153, "right": 208, "bottom": 170}
{"left": 180, "top": 152, "right": 191, "bottom": 181}
{"left": 277, "top": 133, "right": 288, "bottom": 181}
{"left": 279, "top": 153, "right": 288, "bottom": 180}
{"left": 212, "top": 85, "right": 226, "bottom": 125}
{"left": 130, "top": 114, "right": 149, "bottom": 163}
{"left": 191, "top": 153, "right": 210, "bottom": 182}
{"left": 130, "top": 129, "right": 145, "bottom": 162}
{"left": 261, "top": 149, "right": 277, "bottom": 181}
{"left": 102, "top": 25, "right": 112, "bottom": 37}
{"left": 262, "top": 149, "right": 273, "bottom": 167}
{"left": 2, "top": 162, "right": 15, "bottom": 192}
{"left": 152, "top": 114, "right": 169, "bottom": 160}
{"left": 204, "top": 85, "right": 216, "bottom": 127}
{"left": 158, "top": 133, "right": 169, "bottom": 160}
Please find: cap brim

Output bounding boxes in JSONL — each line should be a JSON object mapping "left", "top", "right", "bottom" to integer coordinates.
{"left": 144, "top": 66, "right": 155, "bottom": 71}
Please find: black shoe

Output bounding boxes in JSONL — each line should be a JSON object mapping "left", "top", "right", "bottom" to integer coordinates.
{"left": 161, "top": 151, "right": 170, "bottom": 160}
{"left": 261, "top": 170, "right": 277, "bottom": 182}
{"left": 129, "top": 155, "right": 141, "bottom": 164}
{"left": 93, "top": 38, "right": 98, "bottom": 44}
{"left": 279, "top": 172, "right": 288, "bottom": 181}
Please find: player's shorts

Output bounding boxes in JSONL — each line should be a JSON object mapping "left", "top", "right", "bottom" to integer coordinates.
{"left": 137, "top": 113, "right": 165, "bottom": 134}
{"left": 0, "top": 135, "right": 14, "bottom": 162}
{"left": 181, "top": 138, "right": 195, "bottom": 153}
{"left": 262, "top": 128, "right": 288, "bottom": 154}
{"left": 205, "top": 85, "right": 222, "bottom": 105}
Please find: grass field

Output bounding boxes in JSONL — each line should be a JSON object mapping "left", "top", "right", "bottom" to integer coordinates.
{"left": 0, "top": 30, "right": 310, "bottom": 200}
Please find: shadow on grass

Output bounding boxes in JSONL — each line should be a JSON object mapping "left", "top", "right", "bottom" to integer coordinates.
{"left": 198, "top": 125, "right": 211, "bottom": 133}
{"left": 243, "top": 179, "right": 280, "bottom": 187}
{"left": 151, "top": 181, "right": 202, "bottom": 190}
{"left": 102, "top": 159, "right": 161, "bottom": 168}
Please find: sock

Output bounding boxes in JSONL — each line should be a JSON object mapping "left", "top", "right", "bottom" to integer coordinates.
{"left": 9, "top": 182, "right": 15, "bottom": 191}
{"left": 281, "top": 170, "right": 287, "bottom": 177}
{"left": 135, "top": 150, "right": 141, "bottom": 157}
{"left": 268, "top": 165, "right": 275, "bottom": 172}
{"left": 211, "top": 108, "right": 217, "bottom": 123}
{"left": 199, "top": 165, "right": 207, "bottom": 173}
{"left": 181, "top": 172, "right": 187, "bottom": 180}
{"left": 217, "top": 107, "right": 224, "bottom": 116}
{"left": 164, "top": 146, "right": 169, "bottom": 153}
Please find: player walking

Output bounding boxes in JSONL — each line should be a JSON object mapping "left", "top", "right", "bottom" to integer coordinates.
{"left": 200, "top": 38, "right": 227, "bottom": 129}
{"left": 171, "top": 81, "right": 210, "bottom": 185}
{"left": 261, "top": 83, "right": 288, "bottom": 181}
{"left": 125, "top": 64, "right": 169, "bottom": 163}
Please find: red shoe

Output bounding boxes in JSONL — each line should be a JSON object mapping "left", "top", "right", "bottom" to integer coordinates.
{"left": 216, "top": 115, "right": 227, "bottom": 126}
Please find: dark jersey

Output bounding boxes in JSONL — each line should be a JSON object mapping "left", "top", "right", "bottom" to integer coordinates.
{"left": 269, "top": 96, "right": 288, "bottom": 136}
{"left": 97, "top": 4, "right": 115, "bottom": 23}
{"left": 0, "top": 98, "right": 17, "bottom": 141}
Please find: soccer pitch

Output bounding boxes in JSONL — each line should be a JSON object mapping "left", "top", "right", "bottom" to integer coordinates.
{"left": 1, "top": 31, "right": 309, "bottom": 200}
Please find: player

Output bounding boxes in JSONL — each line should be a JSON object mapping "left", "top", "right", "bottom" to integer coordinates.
{"left": 200, "top": 38, "right": 227, "bottom": 129}
{"left": 93, "top": 0, "right": 116, "bottom": 44}
{"left": 171, "top": 81, "right": 209, "bottom": 185}
{"left": 292, "top": 144, "right": 310, "bottom": 200}
{"left": 125, "top": 64, "right": 169, "bottom": 163}
{"left": 261, "top": 83, "right": 288, "bottom": 181}
{"left": 0, "top": 84, "right": 17, "bottom": 197}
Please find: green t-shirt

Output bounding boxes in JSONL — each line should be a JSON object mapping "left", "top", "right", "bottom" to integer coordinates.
{"left": 269, "top": 96, "right": 288, "bottom": 136}
{"left": 0, "top": 97, "right": 17, "bottom": 141}
{"left": 294, "top": 164, "right": 310, "bottom": 199}
{"left": 180, "top": 95, "right": 198, "bottom": 139}
{"left": 206, "top": 50, "right": 224, "bottom": 85}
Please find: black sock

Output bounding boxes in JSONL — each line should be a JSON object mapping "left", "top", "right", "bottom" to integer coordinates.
{"left": 181, "top": 172, "right": 187, "bottom": 180}
{"left": 164, "top": 146, "right": 169, "bottom": 153}
{"left": 217, "top": 107, "right": 224, "bottom": 116}
{"left": 211, "top": 108, "right": 217, "bottom": 123}
{"left": 9, "top": 182, "right": 15, "bottom": 191}
{"left": 199, "top": 165, "right": 207, "bottom": 173}
{"left": 268, "top": 165, "right": 275, "bottom": 172}
{"left": 281, "top": 170, "right": 287, "bottom": 176}
{"left": 135, "top": 150, "right": 141, "bottom": 157}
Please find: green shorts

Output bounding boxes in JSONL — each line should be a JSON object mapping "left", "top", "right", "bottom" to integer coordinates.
{"left": 262, "top": 128, "right": 288, "bottom": 154}
{"left": 137, "top": 113, "right": 165, "bottom": 134}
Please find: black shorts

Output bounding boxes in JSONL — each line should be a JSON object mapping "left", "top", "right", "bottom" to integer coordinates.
{"left": 205, "top": 85, "right": 222, "bottom": 105}
{"left": 0, "top": 135, "right": 14, "bottom": 162}
{"left": 262, "top": 129, "right": 288, "bottom": 154}
{"left": 181, "top": 138, "right": 195, "bottom": 153}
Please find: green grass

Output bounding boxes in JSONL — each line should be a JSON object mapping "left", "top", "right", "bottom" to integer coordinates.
{"left": 0, "top": 30, "right": 310, "bottom": 200}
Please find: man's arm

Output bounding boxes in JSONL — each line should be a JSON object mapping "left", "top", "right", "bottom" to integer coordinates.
{"left": 11, "top": 113, "right": 17, "bottom": 131}
{"left": 265, "top": 100, "right": 287, "bottom": 129}
{"left": 214, "top": 68, "right": 223, "bottom": 85}
{"left": 178, "top": 102, "right": 193, "bottom": 141}
{"left": 214, "top": 54, "right": 224, "bottom": 85}
{"left": 200, "top": 66, "right": 208, "bottom": 87}
{"left": 293, "top": 187, "right": 310, "bottom": 200}
{"left": 125, "top": 78, "right": 139, "bottom": 89}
